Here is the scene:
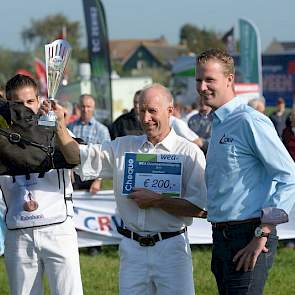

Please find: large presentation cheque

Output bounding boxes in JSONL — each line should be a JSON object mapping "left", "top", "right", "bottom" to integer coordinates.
{"left": 122, "top": 153, "right": 184, "bottom": 197}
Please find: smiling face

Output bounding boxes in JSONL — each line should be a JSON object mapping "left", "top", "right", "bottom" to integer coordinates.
{"left": 11, "top": 86, "right": 40, "bottom": 114}
{"left": 196, "top": 59, "right": 235, "bottom": 110}
{"left": 139, "top": 86, "right": 173, "bottom": 145}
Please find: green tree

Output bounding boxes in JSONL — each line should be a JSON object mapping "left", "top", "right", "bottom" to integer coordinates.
{"left": 0, "top": 48, "right": 32, "bottom": 83}
{"left": 179, "top": 24, "right": 225, "bottom": 54}
{"left": 21, "top": 14, "right": 84, "bottom": 60}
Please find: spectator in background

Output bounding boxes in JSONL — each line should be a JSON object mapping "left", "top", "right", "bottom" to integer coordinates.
{"left": 68, "top": 102, "right": 81, "bottom": 125}
{"left": 188, "top": 96, "right": 213, "bottom": 154}
{"left": 171, "top": 104, "right": 203, "bottom": 148}
{"left": 248, "top": 97, "right": 266, "bottom": 114}
{"left": 109, "top": 90, "right": 143, "bottom": 139}
{"left": 68, "top": 94, "right": 111, "bottom": 194}
{"left": 183, "top": 100, "right": 199, "bottom": 123}
{"left": 121, "top": 108, "right": 129, "bottom": 115}
{"left": 0, "top": 84, "right": 5, "bottom": 99}
{"left": 282, "top": 109, "right": 295, "bottom": 161}
{"left": 270, "top": 97, "right": 289, "bottom": 138}
{"left": 171, "top": 101, "right": 184, "bottom": 119}
{"left": 282, "top": 109, "right": 295, "bottom": 249}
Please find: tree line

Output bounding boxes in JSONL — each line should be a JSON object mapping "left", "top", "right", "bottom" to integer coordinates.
{"left": 0, "top": 14, "right": 230, "bottom": 86}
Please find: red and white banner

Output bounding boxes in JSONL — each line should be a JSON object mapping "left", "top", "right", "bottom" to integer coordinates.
{"left": 234, "top": 82, "right": 260, "bottom": 94}
{"left": 234, "top": 82, "right": 260, "bottom": 103}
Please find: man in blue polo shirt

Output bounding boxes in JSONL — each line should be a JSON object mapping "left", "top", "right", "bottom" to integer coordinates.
{"left": 196, "top": 48, "right": 295, "bottom": 295}
{"left": 68, "top": 94, "right": 111, "bottom": 194}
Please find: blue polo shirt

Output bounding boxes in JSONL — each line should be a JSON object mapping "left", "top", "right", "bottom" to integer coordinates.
{"left": 68, "top": 117, "right": 111, "bottom": 144}
{"left": 206, "top": 97, "right": 295, "bottom": 222}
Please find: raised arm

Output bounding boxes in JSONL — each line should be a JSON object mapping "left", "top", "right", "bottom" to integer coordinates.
{"left": 53, "top": 102, "right": 81, "bottom": 164}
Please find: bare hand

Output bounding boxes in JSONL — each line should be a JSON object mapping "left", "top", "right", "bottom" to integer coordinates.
{"left": 89, "top": 179, "right": 102, "bottom": 195}
{"left": 233, "top": 237, "right": 268, "bottom": 272}
{"left": 40, "top": 100, "right": 65, "bottom": 123}
{"left": 128, "top": 188, "right": 162, "bottom": 209}
{"left": 197, "top": 210, "right": 207, "bottom": 218}
{"left": 195, "top": 138, "right": 204, "bottom": 148}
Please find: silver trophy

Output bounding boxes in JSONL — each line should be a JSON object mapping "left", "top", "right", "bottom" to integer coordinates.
{"left": 38, "top": 39, "right": 72, "bottom": 126}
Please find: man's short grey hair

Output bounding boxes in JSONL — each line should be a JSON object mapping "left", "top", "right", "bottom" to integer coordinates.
{"left": 139, "top": 83, "right": 174, "bottom": 105}
{"left": 79, "top": 94, "right": 95, "bottom": 105}
{"left": 248, "top": 97, "right": 265, "bottom": 109}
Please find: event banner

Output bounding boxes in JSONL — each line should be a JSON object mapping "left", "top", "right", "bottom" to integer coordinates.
{"left": 239, "top": 18, "right": 263, "bottom": 94}
{"left": 122, "top": 153, "right": 184, "bottom": 197}
{"left": 1, "top": 191, "right": 295, "bottom": 250}
{"left": 82, "top": 0, "right": 112, "bottom": 124}
{"left": 71, "top": 191, "right": 295, "bottom": 248}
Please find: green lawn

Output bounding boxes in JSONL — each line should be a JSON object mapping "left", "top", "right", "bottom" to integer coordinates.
{"left": 0, "top": 244, "right": 294, "bottom": 294}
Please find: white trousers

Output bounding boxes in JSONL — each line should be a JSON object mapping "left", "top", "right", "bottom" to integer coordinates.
{"left": 119, "top": 232, "right": 195, "bottom": 295}
{"left": 4, "top": 218, "right": 83, "bottom": 295}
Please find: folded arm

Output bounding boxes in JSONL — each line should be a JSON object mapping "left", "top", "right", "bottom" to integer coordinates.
{"left": 128, "top": 188, "right": 207, "bottom": 218}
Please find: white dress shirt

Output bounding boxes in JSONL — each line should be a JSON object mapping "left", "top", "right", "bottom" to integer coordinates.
{"left": 75, "top": 128, "right": 207, "bottom": 233}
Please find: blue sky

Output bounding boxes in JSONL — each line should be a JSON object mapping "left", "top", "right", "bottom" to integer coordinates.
{"left": 1, "top": 0, "right": 294, "bottom": 51}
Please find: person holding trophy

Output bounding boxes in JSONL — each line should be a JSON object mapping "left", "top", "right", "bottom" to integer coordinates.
{"left": 53, "top": 83, "right": 207, "bottom": 295}
{"left": 0, "top": 40, "right": 83, "bottom": 295}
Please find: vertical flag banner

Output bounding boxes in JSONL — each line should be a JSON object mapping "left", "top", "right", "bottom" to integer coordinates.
{"left": 83, "top": 0, "right": 112, "bottom": 123}
{"left": 239, "top": 18, "right": 263, "bottom": 95}
{"left": 222, "top": 27, "right": 235, "bottom": 55}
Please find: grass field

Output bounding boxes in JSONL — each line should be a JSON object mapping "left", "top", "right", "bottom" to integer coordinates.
{"left": 1, "top": 183, "right": 294, "bottom": 294}
{"left": 0, "top": 244, "right": 294, "bottom": 294}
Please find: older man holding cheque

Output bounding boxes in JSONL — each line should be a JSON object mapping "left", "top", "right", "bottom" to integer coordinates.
{"left": 53, "top": 83, "right": 207, "bottom": 295}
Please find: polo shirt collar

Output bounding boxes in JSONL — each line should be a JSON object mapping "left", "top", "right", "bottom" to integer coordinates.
{"left": 78, "top": 117, "right": 95, "bottom": 126}
{"left": 214, "top": 96, "right": 245, "bottom": 123}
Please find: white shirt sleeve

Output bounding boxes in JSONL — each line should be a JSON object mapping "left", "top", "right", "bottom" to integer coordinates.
{"left": 170, "top": 116, "right": 199, "bottom": 142}
{"left": 75, "top": 142, "right": 114, "bottom": 181}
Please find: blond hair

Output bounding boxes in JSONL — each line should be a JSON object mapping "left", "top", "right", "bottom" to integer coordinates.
{"left": 197, "top": 48, "right": 235, "bottom": 77}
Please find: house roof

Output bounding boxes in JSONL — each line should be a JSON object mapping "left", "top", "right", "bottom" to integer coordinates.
{"left": 109, "top": 37, "right": 169, "bottom": 61}
{"left": 265, "top": 39, "right": 295, "bottom": 53}
{"left": 280, "top": 42, "right": 295, "bottom": 51}
{"left": 121, "top": 45, "right": 187, "bottom": 68}
{"left": 109, "top": 36, "right": 187, "bottom": 65}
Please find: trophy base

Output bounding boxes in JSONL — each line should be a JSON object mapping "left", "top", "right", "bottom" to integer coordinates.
{"left": 38, "top": 120, "right": 56, "bottom": 127}
{"left": 38, "top": 112, "right": 56, "bottom": 127}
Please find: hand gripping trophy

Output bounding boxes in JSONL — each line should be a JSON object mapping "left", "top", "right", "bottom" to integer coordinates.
{"left": 38, "top": 39, "right": 72, "bottom": 126}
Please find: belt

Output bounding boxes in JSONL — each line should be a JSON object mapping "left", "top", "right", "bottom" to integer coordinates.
{"left": 117, "top": 226, "right": 187, "bottom": 247}
{"left": 211, "top": 218, "right": 260, "bottom": 230}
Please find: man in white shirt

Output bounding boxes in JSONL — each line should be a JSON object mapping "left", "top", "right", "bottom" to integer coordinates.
{"left": 1, "top": 74, "right": 83, "bottom": 295}
{"left": 55, "top": 83, "right": 207, "bottom": 295}
{"left": 171, "top": 102, "right": 204, "bottom": 148}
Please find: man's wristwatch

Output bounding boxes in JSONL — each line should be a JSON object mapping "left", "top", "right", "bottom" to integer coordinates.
{"left": 254, "top": 226, "right": 270, "bottom": 238}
